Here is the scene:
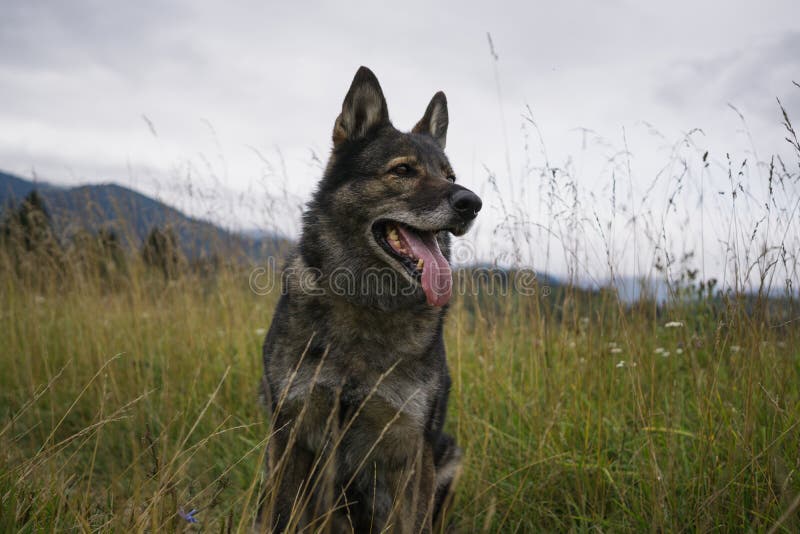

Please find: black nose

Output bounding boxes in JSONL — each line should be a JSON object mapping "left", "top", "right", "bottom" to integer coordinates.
{"left": 449, "top": 189, "right": 482, "bottom": 221}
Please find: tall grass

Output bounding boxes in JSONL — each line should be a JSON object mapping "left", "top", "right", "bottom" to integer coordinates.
{"left": 1, "top": 90, "right": 800, "bottom": 532}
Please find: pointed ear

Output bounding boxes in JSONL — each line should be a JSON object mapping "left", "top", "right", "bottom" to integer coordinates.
{"left": 332, "top": 66, "right": 389, "bottom": 146}
{"left": 412, "top": 91, "right": 448, "bottom": 149}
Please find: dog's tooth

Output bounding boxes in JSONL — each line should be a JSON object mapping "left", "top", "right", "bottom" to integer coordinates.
{"left": 416, "top": 258, "right": 424, "bottom": 271}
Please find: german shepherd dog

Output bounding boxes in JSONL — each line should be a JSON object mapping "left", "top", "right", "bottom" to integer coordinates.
{"left": 258, "top": 67, "right": 482, "bottom": 533}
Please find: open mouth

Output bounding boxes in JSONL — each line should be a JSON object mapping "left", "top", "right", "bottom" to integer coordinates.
{"left": 372, "top": 220, "right": 453, "bottom": 307}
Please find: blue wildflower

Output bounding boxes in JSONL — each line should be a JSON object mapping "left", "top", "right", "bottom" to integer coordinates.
{"left": 179, "top": 508, "right": 199, "bottom": 524}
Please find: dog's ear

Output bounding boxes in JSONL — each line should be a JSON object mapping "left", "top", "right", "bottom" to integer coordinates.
{"left": 332, "top": 66, "right": 389, "bottom": 146}
{"left": 412, "top": 91, "right": 448, "bottom": 149}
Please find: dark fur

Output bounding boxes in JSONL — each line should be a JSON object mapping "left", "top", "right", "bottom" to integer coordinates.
{"left": 257, "top": 67, "right": 480, "bottom": 533}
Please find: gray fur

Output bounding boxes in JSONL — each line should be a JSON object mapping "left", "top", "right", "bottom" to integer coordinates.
{"left": 257, "top": 66, "right": 480, "bottom": 533}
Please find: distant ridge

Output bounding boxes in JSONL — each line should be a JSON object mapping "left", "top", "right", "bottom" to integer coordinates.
{"left": 0, "top": 169, "right": 289, "bottom": 261}
{"left": 0, "top": 170, "right": 56, "bottom": 200}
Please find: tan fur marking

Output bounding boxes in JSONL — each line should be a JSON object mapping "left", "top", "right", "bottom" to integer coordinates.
{"left": 384, "top": 156, "right": 419, "bottom": 171}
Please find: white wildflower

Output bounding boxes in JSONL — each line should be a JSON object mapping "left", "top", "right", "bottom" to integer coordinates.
{"left": 676, "top": 348, "right": 683, "bottom": 355}
{"left": 611, "top": 347, "right": 623, "bottom": 354}
{"left": 664, "top": 321, "right": 684, "bottom": 328}
{"left": 730, "top": 345, "right": 741, "bottom": 353}
{"left": 615, "top": 360, "right": 626, "bottom": 368}
{"left": 255, "top": 328, "right": 267, "bottom": 336}
{"left": 654, "top": 347, "right": 665, "bottom": 354}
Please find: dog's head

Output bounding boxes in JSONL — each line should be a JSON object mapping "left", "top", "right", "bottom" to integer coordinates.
{"left": 300, "top": 66, "right": 482, "bottom": 309}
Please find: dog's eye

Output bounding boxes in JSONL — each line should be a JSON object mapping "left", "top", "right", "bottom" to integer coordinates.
{"left": 391, "top": 164, "right": 413, "bottom": 176}
{"left": 446, "top": 174, "right": 456, "bottom": 183}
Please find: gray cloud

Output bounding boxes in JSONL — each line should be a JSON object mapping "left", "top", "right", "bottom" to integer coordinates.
{"left": 658, "top": 31, "right": 800, "bottom": 120}
{"left": 1, "top": 0, "right": 799, "bottom": 279}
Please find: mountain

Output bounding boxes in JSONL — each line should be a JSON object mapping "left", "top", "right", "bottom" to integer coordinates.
{"left": 609, "top": 275, "right": 670, "bottom": 303}
{"left": 1, "top": 170, "right": 680, "bottom": 302}
{"left": 0, "top": 170, "right": 289, "bottom": 261}
{"left": 0, "top": 170, "right": 57, "bottom": 200}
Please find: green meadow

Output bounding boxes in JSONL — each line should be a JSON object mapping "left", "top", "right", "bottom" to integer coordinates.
{"left": 2, "top": 228, "right": 799, "bottom": 532}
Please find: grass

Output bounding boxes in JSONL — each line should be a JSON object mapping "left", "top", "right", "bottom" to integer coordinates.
{"left": 0, "top": 257, "right": 799, "bottom": 532}
{"left": 0, "top": 268, "right": 269, "bottom": 531}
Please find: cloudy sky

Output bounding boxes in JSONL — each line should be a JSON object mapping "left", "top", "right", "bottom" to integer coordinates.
{"left": 1, "top": 0, "right": 799, "bottom": 283}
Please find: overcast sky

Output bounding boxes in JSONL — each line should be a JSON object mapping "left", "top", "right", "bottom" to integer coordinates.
{"left": 1, "top": 0, "right": 799, "bottom": 284}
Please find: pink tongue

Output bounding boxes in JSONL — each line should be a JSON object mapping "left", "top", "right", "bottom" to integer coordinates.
{"left": 396, "top": 226, "right": 452, "bottom": 307}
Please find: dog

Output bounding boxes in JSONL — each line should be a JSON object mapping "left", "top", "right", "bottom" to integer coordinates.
{"left": 258, "top": 66, "right": 482, "bottom": 533}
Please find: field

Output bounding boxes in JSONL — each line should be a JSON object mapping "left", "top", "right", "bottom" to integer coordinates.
{"left": 2, "top": 104, "right": 800, "bottom": 533}
{"left": 1, "top": 245, "right": 799, "bottom": 532}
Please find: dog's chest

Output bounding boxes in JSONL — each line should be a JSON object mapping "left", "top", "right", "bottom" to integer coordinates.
{"left": 324, "top": 300, "right": 441, "bottom": 357}
{"left": 323, "top": 309, "right": 441, "bottom": 428}
{"left": 279, "top": 357, "right": 438, "bottom": 431}
{"left": 277, "top": 300, "right": 443, "bottom": 429}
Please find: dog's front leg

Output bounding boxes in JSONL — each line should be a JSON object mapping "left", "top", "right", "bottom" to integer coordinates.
{"left": 375, "top": 438, "right": 437, "bottom": 534}
{"left": 259, "top": 401, "right": 340, "bottom": 533}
